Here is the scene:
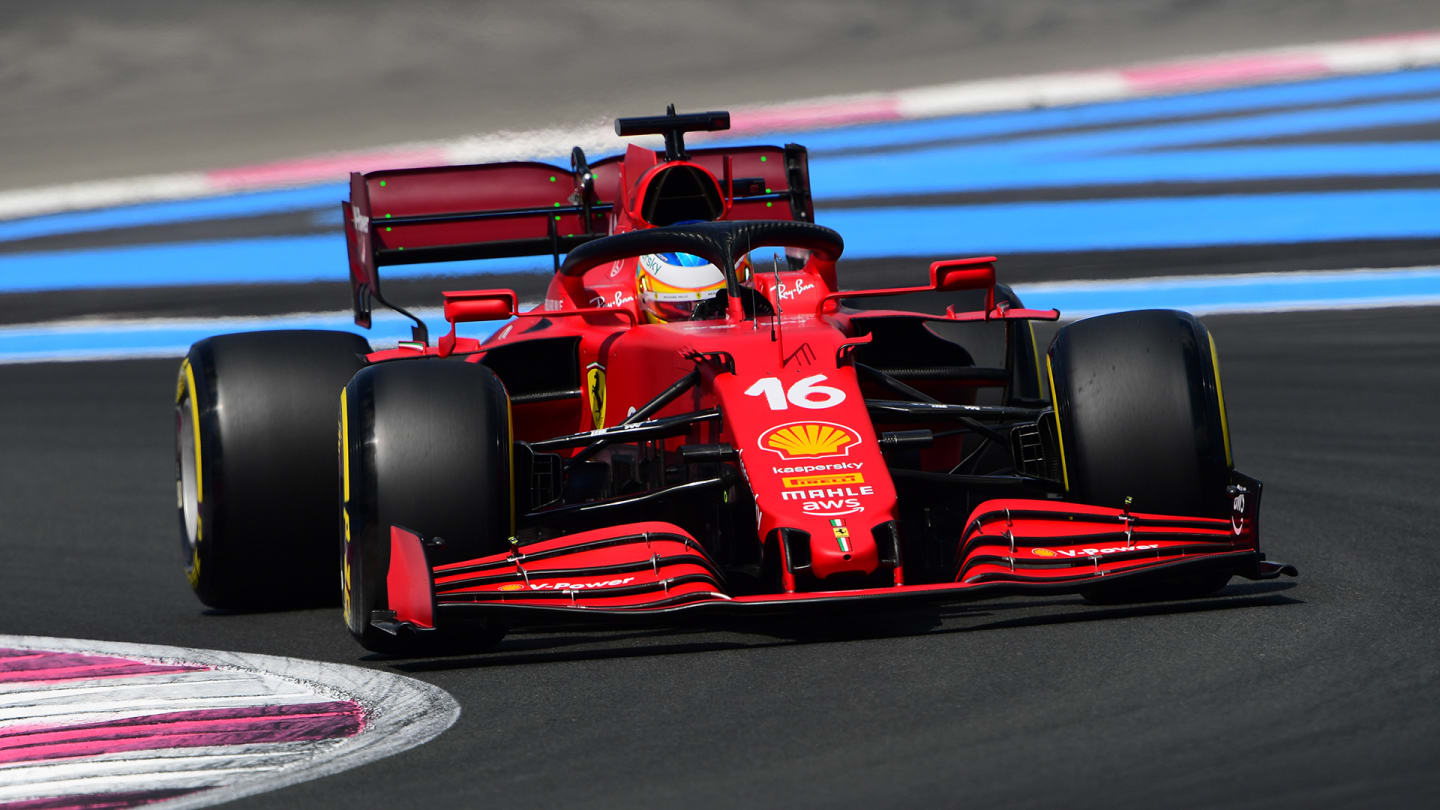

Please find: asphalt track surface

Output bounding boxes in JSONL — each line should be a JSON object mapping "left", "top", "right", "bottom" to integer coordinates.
{"left": 6, "top": 2, "right": 1440, "bottom": 807}
{"left": 3, "top": 306, "right": 1438, "bottom": 808}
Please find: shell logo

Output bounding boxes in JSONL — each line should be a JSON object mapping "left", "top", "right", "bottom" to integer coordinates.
{"left": 498, "top": 582, "right": 525, "bottom": 591}
{"left": 1032, "top": 548, "right": 1057, "bottom": 557}
{"left": 759, "top": 421, "right": 860, "bottom": 460}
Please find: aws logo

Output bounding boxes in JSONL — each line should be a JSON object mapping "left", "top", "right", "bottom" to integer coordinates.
{"left": 758, "top": 421, "right": 860, "bottom": 460}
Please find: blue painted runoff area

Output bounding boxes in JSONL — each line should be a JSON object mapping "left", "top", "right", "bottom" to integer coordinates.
{"left": 0, "top": 235, "right": 549, "bottom": 292}
{"left": 3, "top": 267, "right": 1437, "bottom": 363}
{"left": 1020, "top": 266, "right": 1440, "bottom": 317}
{"left": 728, "top": 66, "right": 1440, "bottom": 154}
{"left": 0, "top": 307, "right": 482, "bottom": 364}
{"left": 816, "top": 189, "right": 1440, "bottom": 256}
{"left": 0, "top": 184, "right": 347, "bottom": 243}
{"left": 4, "top": 67, "right": 1439, "bottom": 244}
{"left": 2, "top": 188, "right": 1438, "bottom": 293}
{"left": 810, "top": 140, "right": 1440, "bottom": 199}
{"left": 3, "top": 63, "right": 1439, "bottom": 349}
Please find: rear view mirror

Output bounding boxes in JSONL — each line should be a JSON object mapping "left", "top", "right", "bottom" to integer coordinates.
{"left": 930, "top": 258, "right": 996, "bottom": 295}
{"left": 442, "top": 290, "right": 517, "bottom": 323}
{"left": 437, "top": 290, "right": 518, "bottom": 357}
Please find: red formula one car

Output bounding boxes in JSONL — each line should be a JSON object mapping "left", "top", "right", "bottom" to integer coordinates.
{"left": 174, "top": 109, "right": 1295, "bottom": 653}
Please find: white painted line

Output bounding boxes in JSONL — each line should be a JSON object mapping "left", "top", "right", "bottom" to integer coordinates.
{"left": 0, "top": 748, "right": 315, "bottom": 801}
{"left": 0, "top": 744, "right": 321, "bottom": 787}
{"left": 0, "top": 306, "right": 442, "bottom": 336}
{"left": 0, "top": 174, "right": 212, "bottom": 223}
{"left": 0, "top": 303, "right": 528, "bottom": 365}
{"left": 894, "top": 72, "right": 1129, "bottom": 119}
{"left": 1016, "top": 265, "right": 1440, "bottom": 293}
{"left": 2, "top": 30, "right": 1438, "bottom": 220}
{"left": 1011, "top": 265, "right": 1440, "bottom": 320}
{"left": 0, "top": 635, "right": 460, "bottom": 809}
{"left": 0, "top": 687, "right": 323, "bottom": 727}
{"left": 0, "top": 670, "right": 285, "bottom": 700}
{"left": 0, "top": 346, "right": 208, "bottom": 365}
{"left": 2, "top": 269, "right": 1438, "bottom": 365}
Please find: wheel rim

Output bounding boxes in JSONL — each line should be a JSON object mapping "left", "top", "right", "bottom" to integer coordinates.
{"left": 176, "top": 400, "right": 200, "bottom": 555}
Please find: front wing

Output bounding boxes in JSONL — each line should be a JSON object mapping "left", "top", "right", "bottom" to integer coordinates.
{"left": 374, "top": 496, "right": 1296, "bottom": 636}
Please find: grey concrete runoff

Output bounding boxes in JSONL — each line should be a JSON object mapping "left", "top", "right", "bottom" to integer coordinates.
{"left": 4, "top": 0, "right": 1440, "bottom": 189}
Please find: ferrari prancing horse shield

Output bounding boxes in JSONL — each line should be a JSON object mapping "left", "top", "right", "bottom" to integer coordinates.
{"left": 586, "top": 362, "right": 606, "bottom": 428}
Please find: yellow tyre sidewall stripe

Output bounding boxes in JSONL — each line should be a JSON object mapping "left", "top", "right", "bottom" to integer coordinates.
{"left": 1207, "top": 331, "right": 1234, "bottom": 468}
{"left": 1045, "top": 353, "right": 1070, "bottom": 492}
{"left": 177, "top": 359, "right": 204, "bottom": 508}
{"left": 340, "top": 388, "right": 355, "bottom": 628}
{"left": 177, "top": 358, "right": 205, "bottom": 587}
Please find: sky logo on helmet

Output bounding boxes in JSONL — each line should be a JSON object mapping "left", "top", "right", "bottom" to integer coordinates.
{"left": 638, "top": 251, "right": 724, "bottom": 289}
{"left": 758, "top": 421, "right": 860, "bottom": 460}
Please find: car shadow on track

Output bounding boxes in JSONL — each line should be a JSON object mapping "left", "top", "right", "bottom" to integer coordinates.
{"left": 387, "top": 581, "right": 1301, "bottom": 672}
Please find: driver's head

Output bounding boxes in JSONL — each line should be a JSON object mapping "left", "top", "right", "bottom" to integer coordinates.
{"left": 637, "top": 251, "right": 731, "bottom": 323}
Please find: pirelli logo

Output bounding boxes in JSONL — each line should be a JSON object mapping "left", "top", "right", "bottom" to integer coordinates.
{"left": 781, "top": 472, "right": 865, "bottom": 489}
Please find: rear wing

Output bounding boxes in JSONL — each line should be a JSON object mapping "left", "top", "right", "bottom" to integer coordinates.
{"left": 342, "top": 160, "right": 603, "bottom": 329}
{"left": 341, "top": 144, "right": 814, "bottom": 329}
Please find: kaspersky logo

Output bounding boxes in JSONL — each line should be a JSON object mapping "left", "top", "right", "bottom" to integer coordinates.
{"left": 758, "top": 421, "right": 860, "bottom": 460}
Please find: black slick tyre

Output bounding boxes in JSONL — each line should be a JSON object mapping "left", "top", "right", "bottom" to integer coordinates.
{"left": 340, "top": 359, "right": 513, "bottom": 655}
{"left": 1046, "top": 310, "right": 1234, "bottom": 601}
{"left": 176, "top": 330, "right": 371, "bottom": 609}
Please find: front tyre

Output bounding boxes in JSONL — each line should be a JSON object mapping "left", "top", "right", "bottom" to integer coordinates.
{"left": 341, "top": 359, "right": 513, "bottom": 654}
{"left": 177, "top": 330, "right": 371, "bottom": 609}
{"left": 1047, "top": 310, "right": 1234, "bottom": 601}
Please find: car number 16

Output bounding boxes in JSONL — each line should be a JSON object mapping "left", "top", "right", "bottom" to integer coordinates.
{"left": 743, "top": 374, "right": 847, "bottom": 410}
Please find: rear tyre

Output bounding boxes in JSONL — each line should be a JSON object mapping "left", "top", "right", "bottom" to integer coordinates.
{"left": 176, "top": 330, "right": 371, "bottom": 609}
{"left": 341, "top": 360, "right": 513, "bottom": 655}
{"left": 1046, "top": 310, "right": 1234, "bottom": 601}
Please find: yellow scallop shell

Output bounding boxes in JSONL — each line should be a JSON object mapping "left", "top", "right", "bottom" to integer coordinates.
{"left": 763, "top": 423, "right": 857, "bottom": 458}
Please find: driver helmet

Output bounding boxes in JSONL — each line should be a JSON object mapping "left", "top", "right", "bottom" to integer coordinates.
{"left": 636, "top": 252, "right": 755, "bottom": 323}
{"left": 636, "top": 251, "right": 727, "bottom": 323}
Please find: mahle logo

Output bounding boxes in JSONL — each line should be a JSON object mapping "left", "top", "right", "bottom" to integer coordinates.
{"left": 759, "top": 422, "right": 860, "bottom": 460}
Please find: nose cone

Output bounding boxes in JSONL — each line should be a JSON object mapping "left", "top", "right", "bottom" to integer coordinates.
{"left": 706, "top": 326, "right": 901, "bottom": 590}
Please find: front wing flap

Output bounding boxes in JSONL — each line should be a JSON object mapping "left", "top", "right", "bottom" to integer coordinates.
{"left": 377, "top": 496, "right": 1294, "bottom": 635}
